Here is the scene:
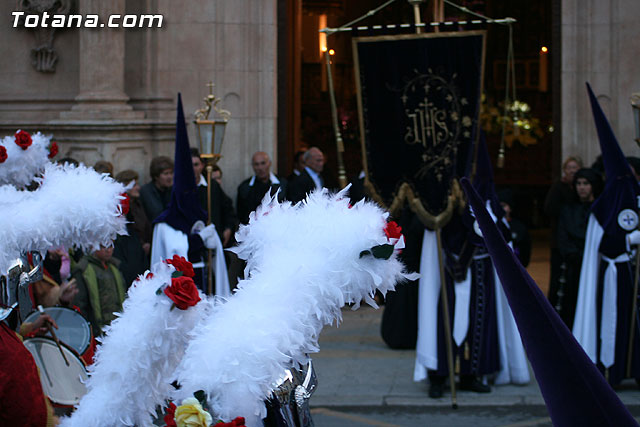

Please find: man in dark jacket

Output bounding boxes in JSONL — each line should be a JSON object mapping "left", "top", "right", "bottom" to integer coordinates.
{"left": 237, "top": 151, "right": 287, "bottom": 225}
{"left": 287, "top": 149, "right": 307, "bottom": 183}
{"left": 288, "top": 146, "right": 324, "bottom": 203}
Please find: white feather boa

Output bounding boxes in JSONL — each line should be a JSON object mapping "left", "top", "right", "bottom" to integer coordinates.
{"left": 0, "top": 131, "right": 51, "bottom": 187}
{"left": 59, "top": 189, "right": 415, "bottom": 427}
{"left": 0, "top": 162, "right": 128, "bottom": 273}
{"left": 173, "top": 189, "right": 417, "bottom": 425}
{"left": 60, "top": 262, "right": 209, "bottom": 427}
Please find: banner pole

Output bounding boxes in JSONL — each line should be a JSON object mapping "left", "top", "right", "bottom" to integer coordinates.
{"left": 407, "top": 1, "right": 457, "bottom": 408}
{"left": 206, "top": 164, "right": 214, "bottom": 296}
{"left": 324, "top": 50, "right": 348, "bottom": 189}
{"left": 626, "top": 247, "right": 640, "bottom": 377}
{"left": 407, "top": 0, "right": 425, "bottom": 34}
{"left": 436, "top": 226, "right": 458, "bottom": 409}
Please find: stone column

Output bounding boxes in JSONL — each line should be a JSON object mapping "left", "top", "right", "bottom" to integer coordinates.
{"left": 561, "top": 0, "right": 640, "bottom": 166}
{"left": 60, "top": 0, "right": 143, "bottom": 119}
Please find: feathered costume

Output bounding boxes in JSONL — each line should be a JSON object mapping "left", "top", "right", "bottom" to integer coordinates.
{"left": 0, "top": 162, "right": 128, "bottom": 273}
{"left": 59, "top": 262, "right": 208, "bottom": 427}
{"left": 62, "top": 188, "right": 416, "bottom": 427}
{"left": 0, "top": 130, "right": 128, "bottom": 427}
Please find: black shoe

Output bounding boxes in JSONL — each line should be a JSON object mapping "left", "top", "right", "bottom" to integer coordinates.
{"left": 429, "top": 380, "right": 444, "bottom": 398}
{"left": 459, "top": 376, "right": 491, "bottom": 393}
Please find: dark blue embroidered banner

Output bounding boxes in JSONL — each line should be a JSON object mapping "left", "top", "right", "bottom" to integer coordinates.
{"left": 354, "top": 31, "right": 485, "bottom": 219}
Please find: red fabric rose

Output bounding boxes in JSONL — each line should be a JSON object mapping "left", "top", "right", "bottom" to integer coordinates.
{"left": 48, "top": 141, "right": 58, "bottom": 159}
{"left": 384, "top": 221, "right": 402, "bottom": 240}
{"left": 0, "top": 146, "right": 6, "bottom": 163}
{"left": 145, "top": 272, "right": 154, "bottom": 280}
{"left": 164, "top": 402, "right": 177, "bottom": 427}
{"left": 14, "top": 130, "right": 32, "bottom": 150}
{"left": 164, "top": 276, "right": 200, "bottom": 310}
{"left": 166, "top": 255, "right": 195, "bottom": 278}
{"left": 214, "top": 417, "right": 246, "bottom": 426}
{"left": 119, "top": 193, "right": 130, "bottom": 216}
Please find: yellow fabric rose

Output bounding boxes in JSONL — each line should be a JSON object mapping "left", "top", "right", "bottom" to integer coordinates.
{"left": 175, "top": 397, "right": 213, "bottom": 427}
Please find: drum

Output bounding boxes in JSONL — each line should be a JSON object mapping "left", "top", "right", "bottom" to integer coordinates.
{"left": 23, "top": 337, "right": 88, "bottom": 407}
{"left": 25, "top": 306, "right": 94, "bottom": 363}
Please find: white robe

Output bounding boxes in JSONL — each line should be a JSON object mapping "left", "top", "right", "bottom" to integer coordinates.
{"left": 572, "top": 213, "right": 630, "bottom": 369}
{"left": 413, "top": 226, "right": 529, "bottom": 384}
{"left": 572, "top": 214, "right": 603, "bottom": 363}
{"left": 150, "top": 222, "right": 231, "bottom": 298}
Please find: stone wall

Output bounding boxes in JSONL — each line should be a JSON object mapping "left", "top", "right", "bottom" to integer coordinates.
{"left": 561, "top": 0, "right": 640, "bottom": 167}
{"left": 0, "top": 0, "right": 278, "bottom": 198}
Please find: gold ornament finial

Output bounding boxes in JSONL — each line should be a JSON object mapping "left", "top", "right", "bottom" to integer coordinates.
{"left": 194, "top": 81, "right": 231, "bottom": 122}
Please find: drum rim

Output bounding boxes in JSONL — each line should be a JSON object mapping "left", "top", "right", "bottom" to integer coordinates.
{"left": 23, "top": 335, "right": 86, "bottom": 365}
{"left": 23, "top": 336, "right": 88, "bottom": 406}
{"left": 24, "top": 306, "right": 92, "bottom": 354}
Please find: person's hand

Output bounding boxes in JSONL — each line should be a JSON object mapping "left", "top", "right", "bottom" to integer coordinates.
{"left": 29, "top": 313, "right": 58, "bottom": 336}
{"left": 222, "top": 228, "right": 232, "bottom": 247}
{"left": 627, "top": 229, "right": 640, "bottom": 249}
{"left": 197, "top": 224, "right": 219, "bottom": 250}
{"left": 59, "top": 278, "right": 78, "bottom": 305}
{"left": 142, "top": 242, "right": 151, "bottom": 255}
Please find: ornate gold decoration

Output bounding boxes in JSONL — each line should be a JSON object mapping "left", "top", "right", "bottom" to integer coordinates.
{"left": 481, "top": 99, "right": 546, "bottom": 148}
{"left": 364, "top": 178, "right": 464, "bottom": 230}
{"left": 194, "top": 82, "right": 231, "bottom": 122}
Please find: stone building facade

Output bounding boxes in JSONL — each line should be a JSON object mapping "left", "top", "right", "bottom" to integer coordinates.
{"left": 0, "top": 0, "right": 637, "bottom": 196}
{"left": 561, "top": 0, "right": 640, "bottom": 165}
{"left": 0, "top": 0, "right": 277, "bottom": 196}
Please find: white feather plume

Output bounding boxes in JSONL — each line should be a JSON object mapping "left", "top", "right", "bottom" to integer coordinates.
{"left": 60, "top": 262, "right": 209, "bottom": 427}
{"left": 0, "top": 162, "right": 128, "bottom": 273}
{"left": 0, "top": 131, "right": 51, "bottom": 187}
{"left": 174, "top": 189, "right": 416, "bottom": 425}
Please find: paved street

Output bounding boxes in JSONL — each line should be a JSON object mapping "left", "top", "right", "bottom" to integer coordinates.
{"left": 310, "top": 304, "right": 640, "bottom": 426}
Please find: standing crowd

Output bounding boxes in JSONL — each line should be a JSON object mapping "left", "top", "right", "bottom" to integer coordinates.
{"left": 33, "top": 146, "right": 328, "bottom": 339}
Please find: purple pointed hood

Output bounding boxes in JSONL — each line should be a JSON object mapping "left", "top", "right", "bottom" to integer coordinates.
{"left": 154, "top": 94, "right": 207, "bottom": 234}
{"left": 461, "top": 177, "right": 637, "bottom": 427}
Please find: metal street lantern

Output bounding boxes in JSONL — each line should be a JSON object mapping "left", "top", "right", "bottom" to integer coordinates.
{"left": 194, "top": 82, "right": 231, "bottom": 163}
{"left": 631, "top": 93, "right": 640, "bottom": 148}
{"left": 193, "top": 82, "right": 231, "bottom": 295}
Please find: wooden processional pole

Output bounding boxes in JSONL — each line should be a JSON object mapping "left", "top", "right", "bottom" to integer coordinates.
{"left": 408, "top": 0, "right": 457, "bottom": 409}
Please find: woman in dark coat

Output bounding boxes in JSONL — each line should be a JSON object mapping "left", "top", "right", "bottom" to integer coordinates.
{"left": 553, "top": 168, "right": 603, "bottom": 328}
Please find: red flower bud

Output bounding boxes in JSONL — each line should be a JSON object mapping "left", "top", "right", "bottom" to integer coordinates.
{"left": 0, "top": 146, "right": 6, "bottom": 163}
{"left": 119, "top": 193, "right": 130, "bottom": 216}
{"left": 48, "top": 141, "right": 58, "bottom": 159}
{"left": 165, "top": 255, "right": 195, "bottom": 278}
{"left": 164, "top": 276, "right": 201, "bottom": 310}
{"left": 14, "top": 130, "right": 32, "bottom": 150}
{"left": 384, "top": 221, "right": 402, "bottom": 240}
{"left": 164, "top": 402, "right": 177, "bottom": 427}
